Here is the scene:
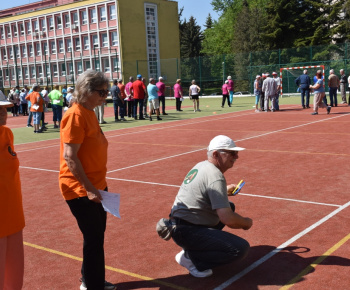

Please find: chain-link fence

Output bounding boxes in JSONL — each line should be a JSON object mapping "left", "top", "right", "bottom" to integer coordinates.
{"left": 136, "top": 42, "right": 350, "bottom": 95}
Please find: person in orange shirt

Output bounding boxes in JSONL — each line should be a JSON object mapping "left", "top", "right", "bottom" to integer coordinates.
{"left": 25, "top": 84, "right": 44, "bottom": 133}
{"left": 130, "top": 74, "right": 146, "bottom": 120}
{"left": 117, "top": 79, "right": 127, "bottom": 121}
{"left": 0, "top": 98, "right": 25, "bottom": 290}
{"left": 59, "top": 70, "right": 116, "bottom": 290}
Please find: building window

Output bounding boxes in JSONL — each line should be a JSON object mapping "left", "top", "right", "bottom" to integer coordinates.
{"left": 94, "top": 59, "right": 100, "bottom": 71}
{"left": 41, "top": 18, "right": 46, "bottom": 31}
{"left": 112, "top": 57, "right": 119, "bottom": 72}
{"left": 38, "top": 66, "right": 43, "bottom": 78}
{"left": 76, "top": 61, "right": 83, "bottom": 74}
{"left": 45, "top": 64, "right": 51, "bottom": 77}
{"left": 72, "top": 12, "right": 78, "bottom": 25}
{"left": 92, "top": 34, "right": 98, "bottom": 48}
{"left": 84, "top": 60, "right": 91, "bottom": 70}
{"left": 90, "top": 8, "right": 97, "bottom": 23}
{"left": 83, "top": 36, "right": 89, "bottom": 50}
{"left": 66, "top": 39, "right": 72, "bottom": 52}
{"left": 43, "top": 42, "right": 48, "bottom": 55}
{"left": 22, "top": 45, "right": 27, "bottom": 57}
{"left": 9, "top": 47, "right": 13, "bottom": 59}
{"left": 103, "top": 58, "right": 110, "bottom": 72}
{"left": 13, "top": 25, "right": 17, "bottom": 37}
{"left": 26, "top": 22, "right": 31, "bottom": 35}
{"left": 111, "top": 31, "right": 118, "bottom": 46}
{"left": 33, "top": 20, "right": 39, "bottom": 32}
{"left": 24, "top": 67, "right": 29, "bottom": 79}
{"left": 51, "top": 41, "right": 56, "bottom": 53}
{"left": 2, "top": 48, "right": 7, "bottom": 60}
{"left": 81, "top": 10, "right": 87, "bottom": 25}
{"left": 30, "top": 66, "right": 36, "bottom": 78}
{"left": 64, "top": 14, "right": 70, "bottom": 28}
{"left": 36, "top": 43, "right": 41, "bottom": 56}
{"left": 0, "top": 28, "right": 3, "bottom": 39}
{"left": 6, "top": 26, "right": 11, "bottom": 38}
{"left": 4, "top": 68, "right": 9, "bottom": 80}
{"left": 75, "top": 37, "right": 81, "bottom": 51}
{"left": 57, "top": 16, "right": 62, "bottom": 29}
{"left": 99, "top": 6, "right": 106, "bottom": 21}
{"left": 109, "top": 5, "right": 116, "bottom": 20}
{"left": 53, "top": 64, "right": 58, "bottom": 77}
{"left": 10, "top": 68, "right": 15, "bottom": 81}
{"left": 101, "top": 33, "right": 108, "bottom": 47}
{"left": 61, "top": 63, "right": 66, "bottom": 76}
{"left": 49, "top": 17, "right": 54, "bottom": 30}
{"left": 17, "top": 68, "right": 22, "bottom": 80}
{"left": 28, "top": 44, "right": 33, "bottom": 57}
{"left": 67, "top": 62, "right": 73, "bottom": 74}
{"left": 58, "top": 40, "right": 64, "bottom": 53}
{"left": 15, "top": 46, "right": 20, "bottom": 58}
{"left": 20, "top": 23, "right": 24, "bottom": 35}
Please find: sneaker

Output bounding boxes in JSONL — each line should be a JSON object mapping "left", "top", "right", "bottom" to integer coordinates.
{"left": 327, "top": 106, "right": 331, "bottom": 114}
{"left": 80, "top": 280, "right": 116, "bottom": 290}
{"left": 162, "top": 113, "right": 168, "bottom": 115}
{"left": 115, "top": 119, "right": 120, "bottom": 122}
{"left": 311, "top": 112, "right": 318, "bottom": 115}
{"left": 149, "top": 116, "right": 152, "bottom": 121}
{"left": 54, "top": 125, "right": 59, "bottom": 129}
{"left": 27, "top": 124, "right": 33, "bottom": 127}
{"left": 120, "top": 118, "right": 126, "bottom": 121}
{"left": 255, "top": 109, "right": 260, "bottom": 113}
{"left": 175, "top": 250, "right": 213, "bottom": 278}
{"left": 197, "top": 109, "right": 201, "bottom": 112}
{"left": 194, "top": 110, "right": 196, "bottom": 112}
{"left": 157, "top": 116, "right": 162, "bottom": 121}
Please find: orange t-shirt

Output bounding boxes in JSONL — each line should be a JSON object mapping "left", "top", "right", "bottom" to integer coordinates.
{"left": 0, "top": 126, "right": 25, "bottom": 238}
{"left": 118, "top": 84, "right": 126, "bottom": 99}
{"left": 26, "top": 91, "right": 44, "bottom": 112}
{"left": 59, "top": 103, "right": 108, "bottom": 200}
{"left": 131, "top": 80, "right": 146, "bottom": 99}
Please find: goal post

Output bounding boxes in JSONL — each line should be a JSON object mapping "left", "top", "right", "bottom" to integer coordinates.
{"left": 279, "top": 65, "right": 325, "bottom": 96}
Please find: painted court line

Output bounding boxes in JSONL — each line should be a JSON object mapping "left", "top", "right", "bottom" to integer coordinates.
{"left": 18, "top": 166, "right": 342, "bottom": 208}
{"left": 280, "top": 233, "right": 350, "bottom": 289}
{"left": 23, "top": 242, "right": 189, "bottom": 290}
{"left": 213, "top": 200, "right": 350, "bottom": 290}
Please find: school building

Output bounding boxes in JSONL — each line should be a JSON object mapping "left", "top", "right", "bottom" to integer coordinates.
{"left": 0, "top": 0, "right": 180, "bottom": 89}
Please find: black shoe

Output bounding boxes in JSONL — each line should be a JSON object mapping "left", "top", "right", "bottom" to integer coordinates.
{"left": 302, "top": 106, "right": 306, "bottom": 109}
{"left": 311, "top": 112, "right": 318, "bottom": 115}
{"left": 162, "top": 113, "right": 168, "bottom": 115}
{"left": 115, "top": 119, "right": 120, "bottom": 122}
{"left": 27, "top": 124, "right": 33, "bottom": 127}
{"left": 157, "top": 116, "right": 162, "bottom": 121}
{"left": 327, "top": 106, "right": 331, "bottom": 114}
{"left": 306, "top": 106, "right": 310, "bottom": 108}
{"left": 149, "top": 116, "right": 152, "bottom": 121}
{"left": 139, "top": 117, "right": 146, "bottom": 120}
{"left": 100, "top": 121, "right": 107, "bottom": 124}
{"left": 179, "top": 109, "right": 183, "bottom": 111}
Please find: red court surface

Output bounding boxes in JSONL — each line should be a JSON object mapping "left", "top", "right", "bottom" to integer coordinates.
{"left": 11, "top": 104, "right": 350, "bottom": 289}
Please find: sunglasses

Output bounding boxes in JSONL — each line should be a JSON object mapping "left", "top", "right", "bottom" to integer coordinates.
{"left": 93, "top": 89, "right": 109, "bottom": 97}
{"left": 218, "top": 150, "right": 239, "bottom": 157}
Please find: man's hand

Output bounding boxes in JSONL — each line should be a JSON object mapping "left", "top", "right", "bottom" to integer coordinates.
{"left": 227, "top": 183, "right": 237, "bottom": 196}
{"left": 87, "top": 188, "right": 103, "bottom": 203}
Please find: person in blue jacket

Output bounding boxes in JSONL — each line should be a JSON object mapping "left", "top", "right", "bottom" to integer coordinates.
{"left": 295, "top": 70, "right": 311, "bottom": 109}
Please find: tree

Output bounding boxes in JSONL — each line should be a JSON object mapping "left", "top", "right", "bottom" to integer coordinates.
{"left": 180, "top": 16, "right": 204, "bottom": 58}
{"left": 204, "top": 14, "right": 213, "bottom": 30}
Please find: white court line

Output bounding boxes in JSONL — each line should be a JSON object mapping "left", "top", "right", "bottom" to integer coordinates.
{"left": 214, "top": 200, "right": 350, "bottom": 290}
{"left": 18, "top": 166, "right": 342, "bottom": 208}
{"left": 16, "top": 144, "right": 60, "bottom": 153}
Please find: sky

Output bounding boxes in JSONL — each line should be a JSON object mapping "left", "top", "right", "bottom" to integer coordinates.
{"left": 0, "top": 0, "right": 220, "bottom": 30}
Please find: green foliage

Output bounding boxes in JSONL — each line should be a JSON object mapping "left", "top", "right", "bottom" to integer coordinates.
{"left": 180, "top": 16, "right": 204, "bottom": 58}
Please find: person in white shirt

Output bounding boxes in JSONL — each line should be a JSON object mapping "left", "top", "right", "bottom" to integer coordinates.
{"left": 189, "top": 80, "right": 201, "bottom": 112}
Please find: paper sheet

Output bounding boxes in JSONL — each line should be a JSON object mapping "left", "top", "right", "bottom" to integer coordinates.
{"left": 99, "top": 190, "right": 121, "bottom": 218}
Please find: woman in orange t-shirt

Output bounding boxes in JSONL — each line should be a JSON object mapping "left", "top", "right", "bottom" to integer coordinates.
{"left": 25, "top": 84, "right": 44, "bottom": 133}
{"left": 59, "top": 70, "right": 115, "bottom": 290}
{"left": 0, "top": 99, "right": 25, "bottom": 290}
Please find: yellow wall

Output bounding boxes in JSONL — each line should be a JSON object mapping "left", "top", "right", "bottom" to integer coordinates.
{"left": 118, "top": 0, "right": 180, "bottom": 82}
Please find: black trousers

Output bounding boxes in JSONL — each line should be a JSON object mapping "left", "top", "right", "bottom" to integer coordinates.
{"left": 159, "top": 95, "right": 166, "bottom": 113}
{"left": 176, "top": 98, "right": 182, "bottom": 111}
{"left": 67, "top": 196, "right": 107, "bottom": 290}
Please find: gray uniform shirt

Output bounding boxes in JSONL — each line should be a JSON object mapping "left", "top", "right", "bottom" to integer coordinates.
{"left": 171, "top": 160, "right": 230, "bottom": 227}
{"left": 262, "top": 77, "right": 277, "bottom": 97}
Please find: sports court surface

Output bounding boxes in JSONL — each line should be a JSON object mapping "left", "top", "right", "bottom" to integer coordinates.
{"left": 7, "top": 99, "right": 350, "bottom": 289}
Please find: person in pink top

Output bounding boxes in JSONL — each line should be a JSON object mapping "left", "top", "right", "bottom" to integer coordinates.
{"left": 173, "top": 79, "right": 183, "bottom": 111}
{"left": 156, "top": 76, "right": 167, "bottom": 115}
{"left": 227, "top": 76, "right": 234, "bottom": 104}
{"left": 124, "top": 76, "right": 134, "bottom": 118}
{"left": 221, "top": 80, "right": 231, "bottom": 108}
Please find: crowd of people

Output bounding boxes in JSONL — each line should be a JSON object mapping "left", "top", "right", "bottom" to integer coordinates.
{"left": 253, "top": 68, "right": 350, "bottom": 114}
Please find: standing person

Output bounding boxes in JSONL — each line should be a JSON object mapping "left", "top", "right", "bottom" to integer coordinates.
{"left": 62, "top": 85, "right": 68, "bottom": 107}
{"left": 110, "top": 79, "right": 121, "bottom": 122}
{"left": 174, "top": 79, "right": 183, "bottom": 112}
{"left": 117, "top": 79, "right": 127, "bottom": 121}
{"left": 59, "top": 70, "right": 116, "bottom": 290}
{"left": 19, "top": 88, "right": 28, "bottom": 116}
{"left": 156, "top": 76, "right": 168, "bottom": 115}
{"left": 221, "top": 80, "right": 230, "bottom": 108}
{"left": 48, "top": 85, "right": 64, "bottom": 128}
{"left": 8, "top": 87, "right": 20, "bottom": 117}
{"left": 189, "top": 80, "right": 201, "bottom": 112}
{"left": 254, "top": 75, "right": 262, "bottom": 112}
{"left": 147, "top": 78, "right": 162, "bottom": 121}
{"left": 65, "top": 87, "right": 74, "bottom": 107}
{"left": 142, "top": 78, "right": 149, "bottom": 118}
{"left": 260, "top": 74, "right": 266, "bottom": 111}
{"left": 272, "top": 72, "right": 281, "bottom": 110}
{"left": 25, "top": 84, "right": 44, "bottom": 133}
{"left": 328, "top": 69, "right": 340, "bottom": 107}
{"left": 295, "top": 69, "right": 311, "bottom": 109}
{"left": 0, "top": 99, "right": 25, "bottom": 290}
{"left": 227, "top": 76, "right": 234, "bottom": 105}
{"left": 124, "top": 76, "right": 134, "bottom": 118}
{"left": 310, "top": 70, "right": 331, "bottom": 115}
{"left": 163, "top": 135, "right": 252, "bottom": 278}
{"left": 94, "top": 100, "right": 107, "bottom": 124}
{"left": 262, "top": 73, "right": 277, "bottom": 112}
{"left": 339, "top": 69, "right": 347, "bottom": 104}
{"left": 130, "top": 74, "right": 146, "bottom": 120}
{"left": 348, "top": 73, "right": 350, "bottom": 105}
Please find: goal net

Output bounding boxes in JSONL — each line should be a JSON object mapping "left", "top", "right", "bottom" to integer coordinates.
{"left": 279, "top": 65, "right": 325, "bottom": 96}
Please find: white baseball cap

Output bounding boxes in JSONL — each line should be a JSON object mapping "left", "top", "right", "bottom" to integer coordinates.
{"left": 208, "top": 135, "right": 245, "bottom": 151}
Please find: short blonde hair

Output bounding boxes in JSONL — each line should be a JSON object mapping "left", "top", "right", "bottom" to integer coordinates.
{"left": 73, "top": 70, "right": 109, "bottom": 104}
{"left": 176, "top": 79, "right": 181, "bottom": 84}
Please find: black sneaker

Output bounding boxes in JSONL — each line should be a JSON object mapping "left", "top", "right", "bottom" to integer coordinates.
{"left": 327, "top": 106, "right": 331, "bottom": 114}
{"left": 157, "top": 116, "right": 162, "bottom": 121}
{"left": 149, "top": 116, "right": 152, "bottom": 121}
{"left": 162, "top": 113, "right": 168, "bottom": 115}
{"left": 311, "top": 112, "right": 318, "bottom": 115}
{"left": 27, "top": 124, "right": 33, "bottom": 127}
